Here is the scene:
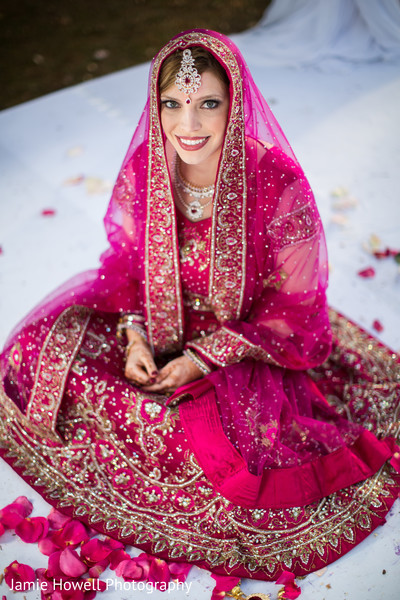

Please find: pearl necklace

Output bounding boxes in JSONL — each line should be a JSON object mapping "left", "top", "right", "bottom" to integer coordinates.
{"left": 174, "top": 182, "right": 213, "bottom": 221}
{"left": 174, "top": 158, "right": 215, "bottom": 221}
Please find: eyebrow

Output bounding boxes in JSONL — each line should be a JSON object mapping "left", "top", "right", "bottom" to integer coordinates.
{"left": 160, "top": 93, "right": 225, "bottom": 101}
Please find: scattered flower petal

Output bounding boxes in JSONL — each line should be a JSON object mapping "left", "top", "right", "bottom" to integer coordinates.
{"left": 148, "top": 557, "right": 170, "bottom": 588}
{"left": 47, "top": 508, "right": 71, "bottom": 530}
{"left": 85, "top": 177, "right": 112, "bottom": 195}
{"left": 59, "top": 547, "right": 88, "bottom": 577}
{"left": 52, "top": 519, "right": 89, "bottom": 548}
{"left": 369, "top": 233, "right": 382, "bottom": 250}
{"left": 331, "top": 186, "right": 349, "bottom": 197}
{"left": 80, "top": 538, "right": 113, "bottom": 564}
{"left": 372, "top": 247, "right": 399, "bottom": 259}
{"left": 373, "top": 320, "right": 384, "bottom": 332}
{"left": 4, "top": 561, "right": 36, "bottom": 591}
{"left": 210, "top": 574, "right": 241, "bottom": 599}
{"left": 168, "top": 562, "right": 192, "bottom": 582}
{"left": 358, "top": 267, "right": 375, "bottom": 278}
{"left": 114, "top": 558, "right": 144, "bottom": 582}
{"left": 331, "top": 196, "right": 358, "bottom": 210}
{"left": 108, "top": 547, "right": 131, "bottom": 570}
{"left": 276, "top": 570, "right": 301, "bottom": 599}
{"left": 88, "top": 558, "right": 109, "bottom": 578}
{"left": 0, "top": 522, "right": 5, "bottom": 537}
{"left": 0, "top": 496, "right": 33, "bottom": 528}
{"left": 330, "top": 214, "right": 349, "bottom": 227}
{"left": 41, "top": 208, "right": 56, "bottom": 216}
{"left": 63, "top": 175, "right": 85, "bottom": 186}
{"left": 38, "top": 533, "right": 62, "bottom": 556}
{"left": 15, "top": 516, "right": 49, "bottom": 542}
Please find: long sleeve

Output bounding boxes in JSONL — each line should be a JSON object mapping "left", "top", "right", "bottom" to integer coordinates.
{"left": 186, "top": 160, "right": 332, "bottom": 370}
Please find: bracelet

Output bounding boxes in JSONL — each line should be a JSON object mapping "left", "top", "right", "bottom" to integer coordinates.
{"left": 183, "top": 349, "right": 211, "bottom": 375}
{"left": 117, "top": 314, "right": 148, "bottom": 342}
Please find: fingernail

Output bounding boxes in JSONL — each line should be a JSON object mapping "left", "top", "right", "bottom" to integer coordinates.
{"left": 151, "top": 370, "right": 158, "bottom": 376}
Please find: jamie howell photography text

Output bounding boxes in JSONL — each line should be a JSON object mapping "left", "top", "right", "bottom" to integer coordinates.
{"left": 13, "top": 579, "right": 193, "bottom": 594}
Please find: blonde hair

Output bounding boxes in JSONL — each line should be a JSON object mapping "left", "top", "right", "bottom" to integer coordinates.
{"left": 158, "top": 46, "right": 230, "bottom": 95}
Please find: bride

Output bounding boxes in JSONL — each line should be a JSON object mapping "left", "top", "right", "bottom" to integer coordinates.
{"left": 1, "top": 29, "right": 399, "bottom": 582}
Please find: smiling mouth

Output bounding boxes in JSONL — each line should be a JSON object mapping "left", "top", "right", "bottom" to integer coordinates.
{"left": 176, "top": 136, "right": 209, "bottom": 151}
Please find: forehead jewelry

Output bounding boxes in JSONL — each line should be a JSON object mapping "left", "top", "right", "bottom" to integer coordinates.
{"left": 175, "top": 48, "right": 201, "bottom": 104}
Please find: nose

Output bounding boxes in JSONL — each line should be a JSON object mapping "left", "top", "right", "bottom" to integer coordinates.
{"left": 180, "top": 105, "right": 201, "bottom": 132}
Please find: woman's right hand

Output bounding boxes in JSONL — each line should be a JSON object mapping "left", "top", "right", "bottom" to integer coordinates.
{"left": 124, "top": 332, "right": 158, "bottom": 386}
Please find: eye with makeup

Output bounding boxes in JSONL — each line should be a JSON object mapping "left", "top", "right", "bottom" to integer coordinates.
{"left": 161, "top": 98, "right": 221, "bottom": 110}
{"left": 161, "top": 99, "right": 179, "bottom": 109}
{"left": 202, "top": 99, "right": 220, "bottom": 109}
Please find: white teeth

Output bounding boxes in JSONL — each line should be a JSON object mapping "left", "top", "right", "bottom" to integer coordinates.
{"left": 179, "top": 137, "right": 207, "bottom": 146}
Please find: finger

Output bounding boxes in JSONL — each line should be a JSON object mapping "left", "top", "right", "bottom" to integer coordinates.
{"left": 141, "top": 353, "right": 158, "bottom": 378}
{"left": 125, "top": 363, "right": 152, "bottom": 384}
{"left": 142, "top": 372, "right": 177, "bottom": 393}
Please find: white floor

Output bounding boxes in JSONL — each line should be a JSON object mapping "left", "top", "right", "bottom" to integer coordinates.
{"left": 1, "top": 28, "right": 400, "bottom": 600}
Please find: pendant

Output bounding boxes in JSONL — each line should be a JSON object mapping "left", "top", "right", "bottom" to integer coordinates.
{"left": 186, "top": 199, "right": 203, "bottom": 220}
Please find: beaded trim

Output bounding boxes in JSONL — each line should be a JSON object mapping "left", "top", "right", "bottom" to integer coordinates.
{"left": 183, "top": 348, "right": 212, "bottom": 375}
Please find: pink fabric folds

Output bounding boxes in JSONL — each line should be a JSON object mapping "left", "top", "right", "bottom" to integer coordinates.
{"left": 175, "top": 378, "right": 393, "bottom": 508}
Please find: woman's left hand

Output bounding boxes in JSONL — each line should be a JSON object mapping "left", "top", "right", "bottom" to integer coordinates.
{"left": 141, "top": 354, "right": 202, "bottom": 394}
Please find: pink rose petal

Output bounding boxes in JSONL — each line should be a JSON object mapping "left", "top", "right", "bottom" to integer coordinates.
{"left": 358, "top": 266, "right": 375, "bottom": 278}
{"left": 38, "top": 532, "right": 62, "bottom": 556}
{"left": 47, "top": 550, "right": 65, "bottom": 578}
{"left": 114, "top": 558, "right": 144, "bottom": 582}
{"left": 47, "top": 508, "right": 72, "bottom": 530}
{"left": 373, "top": 319, "right": 384, "bottom": 332}
{"left": 88, "top": 558, "right": 109, "bottom": 578}
{"left": 210, "top": 574, "right": 241, "bottom": 599}
{"left": 148, "top": 557, "right": 170, "bottom": 587}
{"left": 52, "top": 519, "right": 89, "bottom": 548}
{"left": 108, "top": 547, "right": 131, "bottom": 570}
{"left": 168, "top": 562, "right": 192, "bottom": 582}
{"left": 16, "top": 516, "right": 49, "bottom": 542}
{"left": 80, "top": 538, "right": 113, "bottom": 564}
{"left": 0, "top": 496, "right": 33, "bottom": 528}
{"left": 0, "top": 522, "right": 5, "bottom": 537}
{"left": 35, "top": 567, "right": 54, "bottom": 594}
{"left": 4, "top": 560, "right": 36, "bottom": 590}
{"left": 276, "top": 570, "right": 301, "bottom": 599}
{"left": 59, "top": 547, "right": 88, "bottom": 577}
{"left": 134, "top": 553, "right": 151, "bottom": 579}
{"left": 41, "top": 208, "right": 56, "bottom": 216}
{"left": 276, "top": 571, "right": 296, "bottom": 586}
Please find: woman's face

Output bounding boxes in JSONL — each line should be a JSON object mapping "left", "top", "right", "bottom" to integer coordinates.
{"left": 160, "top": 70, "right": 230, "bottom": 168}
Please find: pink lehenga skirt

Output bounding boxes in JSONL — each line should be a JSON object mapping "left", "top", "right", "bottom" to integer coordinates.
{"left": 0, "top": 306, "right": 399, "bottom": 581}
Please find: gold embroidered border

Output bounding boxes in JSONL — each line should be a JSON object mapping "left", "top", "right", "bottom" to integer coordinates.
{"left": 146, "top": 32, "right": 248, "bottom": 354}
{"left": 186, "top": 325, "right": 282, "bottom": 367}
{"left": 26, "top": 306, "right": 91, "bottom": 431}
{"left": 1, "top": 388, "right": 398, "bottom": 578}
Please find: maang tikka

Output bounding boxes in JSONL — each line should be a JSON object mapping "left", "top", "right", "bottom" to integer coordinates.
{"left": 175, "top": 48, "right": 202, "bottom": 104}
